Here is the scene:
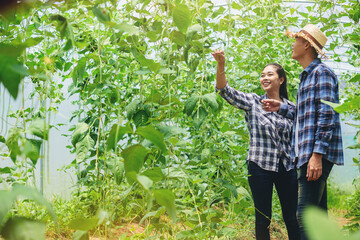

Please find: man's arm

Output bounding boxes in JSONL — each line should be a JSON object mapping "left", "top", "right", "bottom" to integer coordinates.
{"left": 307, "top": 70, "right": 338, "bottom": 181}
{"left": 261, "top": 99, "right": 296, "bottom": 120}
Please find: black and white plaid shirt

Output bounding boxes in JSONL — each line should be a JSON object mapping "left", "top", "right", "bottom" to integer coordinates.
{"left": 217, "top": 84, "right": 296, "bottom": 172}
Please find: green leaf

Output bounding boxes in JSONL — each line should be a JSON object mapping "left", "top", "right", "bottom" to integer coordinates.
{"left": 75, "top": 135, "right": 95, "bottom": 163}
{"left": 22, "top": 37, "right": 44, "bottom": 47}
{"left": 201, "top": 148, "right": 210, "bottom": 161}
{"left": 135, "top": 68, "right": 151, "bottom": 75}
{"left": 0, "top": 44, "right": 27, "bottom": 99}
{"left": 0, "top": 191, "right": 16, "bottom": 227}
{"left": 187, "top": 24, "right": 202, "bottom": 34}
{"left": 0, "top": 217, "right": 46, "bottom": 240}
{"left": 215, "top": 178, "right": 238, "bottom": 199}
{"left": 170, "top": 31, "right": 186, "bottom": 46}
{"left": 139, "top": 207, "right": 166, "bottom": 225}
{"left": 72, "top": 57, "right": 87, "bottom": 85}
{"left": 69, "top": 210, "right": 108, "bottom": 231}
{"left": 131, "top": 48, "right": 161, "bottom": 73}
{"left": 133, "top": 110, "right": 150, "bottom": 127}
{"left": 0, "top": 167, "right": 11, "bottom": 174}
{"left": 183, "top": 44, "right": 190, "bottom": 64}
{"left": 106, "top": 123, "right": 133, "bottom": 150}
{"left": 154, "top": 189, "right": 176, "bottom": 222}
{"left": 304, "top": 207, "right": 346, "bottom": 240}
{"left": 348, "top": 144, "right": 360, "bottom": 149}
{"left": 137, "top": 175, "right": 153, "bottom": 190}
{"left": 136, "top": 125, "right": 167, "bottom": 153}
{"left": 349, "top": 74, "right": 360, "bottom": 83}
{"left": 125, "top": 99, "right": 141, "bottom": 119}
{"left": 184, "top": 94, "right": 199, "bottom": 115}
{"left": 322, "top": 97, "right": 360, "bottom": 113}
{"left": 193, "top": 107, "right": 208, "bottom": 129}
{"left": 50, "top": 14, "right": 72, "bottom": 40}
{"left": 158, "top": 68, "right": 176, "bottom": 74}
{"left": 173, "top": 4, "right": 191, "bottom": 34}
{"left": 95, "top": 209, "right": 108, "bottom": 225}
{"left": 122, "top": 144, "right": 148, "bottom": 184}
{"left": 23, "top": 139, "right": 42, "bottom": 165}
{"left": 115, "top": 23, "right": 139, "bottom": 35}
{"left": 71, "top": 122, "right": 90, "bottom": 146}
{"left": 28, "top": 118, "right": 49, "bottom": 140}
{"left": 5, "top": 127, "right": 22, "bottom": 162}
{"left": 92, "top": 6, "right": 110, "bottom": 23}
{"left": 9, "top": 64, "right": 30, "bottom": 76}
{"left": 73, "top": 231, "right": 89, "bottom": 240}
{"left": 69, "top": 217, "right": 98, "bottom": 231}
{"left": 189, "top": 57, "right": 200, "bottom": 73}
{"left": 202, "top": 92, "right": 219, "bottom": 112}
{"left": 321, "top": 100, "right": 340, "bottom": 109}
{"left": 237, "top": 187, "right": 252, "bottom": 200}
{"left": 107, "top": 157, "right": 124, "bottom": 185}
{"left": 162, "top": 167, "right": 188, "bottom": 179}
{"left": 142, "top": 167, "right": 164, "bottom": 182}
{"left": 156, "top": 125, "right": 187, "bottom": 139}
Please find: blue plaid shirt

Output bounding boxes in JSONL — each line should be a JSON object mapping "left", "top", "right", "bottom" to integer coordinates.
{"left": 217, "top": 84, "right": 296, "bottom": 172}
{"left": 278, "top": 59, "right": 344, "bottom": 167}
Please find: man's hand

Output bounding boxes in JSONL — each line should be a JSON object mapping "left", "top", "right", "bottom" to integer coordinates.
{"left": 211, "top": 50, "right": 225, "bottom": 63}
{"left": 307, "top": 153, "right": 323, "bottom": 181}
{"left": 261, "top": 99, "right": 282, "bottom": 112}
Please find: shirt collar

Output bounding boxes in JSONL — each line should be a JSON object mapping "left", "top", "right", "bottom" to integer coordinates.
{"left": 299, "top": 58, "right": 321, "bottom": 81}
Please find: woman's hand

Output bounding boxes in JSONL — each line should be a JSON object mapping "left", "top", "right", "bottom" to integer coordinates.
{"left": 211, "top": 50, "right": 225, "bottom": 64}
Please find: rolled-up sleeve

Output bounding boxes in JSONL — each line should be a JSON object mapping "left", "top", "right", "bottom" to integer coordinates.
{"left": 278, "top": 101, "right": 296, "bottom": 120}
{"left": 216, "top": 83, "right": 254, "bottom": 111}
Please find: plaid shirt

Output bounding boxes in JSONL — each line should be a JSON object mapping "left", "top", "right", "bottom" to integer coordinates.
{"left": 217, "top": 84, "right": 296, "bottom": 172}
{"left": 279, "top": 59, "right": 344, "bottom": 167}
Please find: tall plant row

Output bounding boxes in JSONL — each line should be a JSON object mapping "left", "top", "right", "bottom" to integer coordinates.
{"left": 0, "top": 0, "right": 359, "bottom": 238}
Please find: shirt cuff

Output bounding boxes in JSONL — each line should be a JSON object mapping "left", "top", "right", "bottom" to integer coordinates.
{"left": 313, "top": 140, "right": 329, "bottom": 155}
{"left": 278, "top": 103, "right": 288, "bottom": 116}
{"left": 215, "top": 82, "right": 228, "bottom": 92}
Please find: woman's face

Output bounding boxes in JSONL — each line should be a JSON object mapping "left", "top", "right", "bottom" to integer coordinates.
{"left": 260, "top": 66, "right": 284, "bottom": 94}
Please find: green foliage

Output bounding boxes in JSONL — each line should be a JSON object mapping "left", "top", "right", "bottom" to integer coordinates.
{"left": 0, "top": 44, "right": 27, "bottom": 98}
{"left": 27, "top": 118, "right": 49, "bottom": 140}
{"left": 304, "top": 207, "right": 360, "bottom": 240}
{"left": 0, "top": 0, "right": 359, "bottom": 238}
{"left": 154, "top": 189, "right": 176, "bottom": 222}
{"left": 136, "top": 125, "right": 167, "bottom": 153}
{"left": 69, "top": 209, "right": 109, "bottom": 240}
{"left": 122, "top": 144, "right": 148, "bottom": 184}
{"left": 173, "top": 4, "right": 191, "bottom": 34}
{"left": 0, "top": 185, "right": 56, "bottom": 239}
{"left": 106, "top": 123, "right": 132, "bottom": 150}
{"left": 1, "top": 217, "right": 46, "bottom": 240}
{"left": 71, "top": 123, "right": 95, "bottom": 163}
{"left": 322, "top": 97, "right": 360, "bottom": 114}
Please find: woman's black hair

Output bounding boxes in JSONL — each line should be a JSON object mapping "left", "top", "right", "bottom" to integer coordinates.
{"left": 263, "top": 63, "right": 289, "bottom": 100}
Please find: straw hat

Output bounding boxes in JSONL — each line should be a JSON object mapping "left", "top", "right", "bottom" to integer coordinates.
{"left": 286, "top": 24, "right": 328, "bottom": 58}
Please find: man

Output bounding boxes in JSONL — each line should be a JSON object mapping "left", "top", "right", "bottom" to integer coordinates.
{"left": 262, "top": 24, "right": 344, "bottom": 240}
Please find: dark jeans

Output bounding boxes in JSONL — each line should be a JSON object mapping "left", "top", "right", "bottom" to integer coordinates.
{"left": 297, "top": 159, "right": 334, "bottom": 240}
{"left": 248, "top": 161, "right": 300, "bottom": 240}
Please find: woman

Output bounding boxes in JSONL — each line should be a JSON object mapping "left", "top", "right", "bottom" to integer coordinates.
{"left": 212, "top": 50, "right": 300, "bottom": 240}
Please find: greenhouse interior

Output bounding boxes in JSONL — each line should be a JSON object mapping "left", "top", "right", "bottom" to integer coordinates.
{"left": 0, "top": 0, "right": 359, "bottom": 239}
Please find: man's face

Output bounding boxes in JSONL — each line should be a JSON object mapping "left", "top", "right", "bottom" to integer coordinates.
{"left": 291, "top": 37, "right": 306, "bottom": 60}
